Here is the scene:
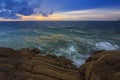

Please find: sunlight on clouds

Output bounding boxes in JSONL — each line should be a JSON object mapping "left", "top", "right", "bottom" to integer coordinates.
{"left": 0, "top": 8, "right": 120, "bottom": 21}
{"left": 21, "top": 14, "right": 65, "bottom": 21}
{"left": 0, "top": 18, "right": 15, "bottom": 21}
{"left": 56, "top": 9, "right": 120, "bottom": 20}
{"left": 21, "top": 8, "right": 120, "bottom": 21}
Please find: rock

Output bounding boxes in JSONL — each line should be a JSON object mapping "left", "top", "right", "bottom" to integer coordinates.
{"left": 0, "top": 47, "right": 120, "bottom": 80}
{"left": 32, "top": 48, "right": 42, "bottom": 54}
{"left": 0, "top": 47, "right": 14, "bottom": 58}
{"left": 0, "top": 47, "right": 80, "bottom": 80}
{"left": 79, "top": 50, "right": 120, "bottom": 80}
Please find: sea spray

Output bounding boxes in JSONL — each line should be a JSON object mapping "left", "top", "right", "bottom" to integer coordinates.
{"left": 95, "top": 42, "right": 119, "bottom": 50}
{"left": 55, "top": 45, "right": 90, "bottom": 67}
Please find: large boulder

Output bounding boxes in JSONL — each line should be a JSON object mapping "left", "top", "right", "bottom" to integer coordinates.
{"left": 79, "top": 50, "right": 120, "bottom": 80}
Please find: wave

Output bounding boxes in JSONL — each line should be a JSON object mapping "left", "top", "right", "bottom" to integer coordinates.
{"left": 37, "top": 42, "right": 119, "bottom": 67}
{"left": 95, "top": 42, "right": 119, "bottom": 50}
{"left": 54, "top": 45, "right": 89, "bottom": 68}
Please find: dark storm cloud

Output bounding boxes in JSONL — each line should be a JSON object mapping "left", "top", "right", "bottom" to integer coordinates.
{"left": 0, "top": 0, "right": 53, "bottom": 19}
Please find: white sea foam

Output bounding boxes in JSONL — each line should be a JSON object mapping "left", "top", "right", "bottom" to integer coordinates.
{"left": 95, "top": 42, "right": 119, "bottom": 50}
{"left": 38, "top": 42, "right": 119, "bottom": 68}
{"left": 55, "top": 45, "right": 89, "bottom": 68}
{"left": 38, "top": 46, "right": 45, "bottom": 51}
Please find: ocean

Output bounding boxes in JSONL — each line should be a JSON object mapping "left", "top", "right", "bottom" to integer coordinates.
{"left": 0, "top": 21, "right": 120, "bottom": 67}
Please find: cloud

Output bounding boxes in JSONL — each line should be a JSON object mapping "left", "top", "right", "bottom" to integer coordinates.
{"left": 19, "top": 8, "right": 120, "bottom": 21}
{"left": 52, "top": 8, "right": 120, "bottom": 21}
{"left": 0, "top": 0, "right": 53, "bottom": 19}
{"left": 0, "top": 8, "right": 120, "bottom": 21}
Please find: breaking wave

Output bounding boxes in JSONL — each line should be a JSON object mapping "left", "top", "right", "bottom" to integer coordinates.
{"left": 95, "top": 42, "right": 119, "bottom": 50}
{"left": 54, "top": 45, "right": 90, "bottom": 68}
{"left": 37, "top": 42, "right": 119, "bottom": 67}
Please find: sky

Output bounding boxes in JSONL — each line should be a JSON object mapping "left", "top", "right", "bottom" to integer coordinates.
{"left": 0, "top": 0, "right": 120, "bottom": 21}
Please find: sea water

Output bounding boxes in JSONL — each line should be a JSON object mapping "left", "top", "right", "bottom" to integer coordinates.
{"left": 0, "top": 21, "right": 120, "bottom": 67}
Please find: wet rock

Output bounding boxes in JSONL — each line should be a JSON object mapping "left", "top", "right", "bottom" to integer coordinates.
{"left": 32, "top": 48, "right": 42, "bottom": 54}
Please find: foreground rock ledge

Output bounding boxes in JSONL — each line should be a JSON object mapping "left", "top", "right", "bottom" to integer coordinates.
{"left": 0, "top": 47, "right": 120, "bottom": 80}
{"left": 79, "top": 50, "right": 120, "bottom": 80}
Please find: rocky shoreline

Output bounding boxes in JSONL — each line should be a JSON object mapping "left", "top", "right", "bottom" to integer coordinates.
{"left": 0, "top": 47, "right": 120, "bottom": 80}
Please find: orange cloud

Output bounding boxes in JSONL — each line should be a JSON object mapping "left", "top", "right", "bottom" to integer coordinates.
{"left": 21, "top": 14, "right": 65, "bottom": 21}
